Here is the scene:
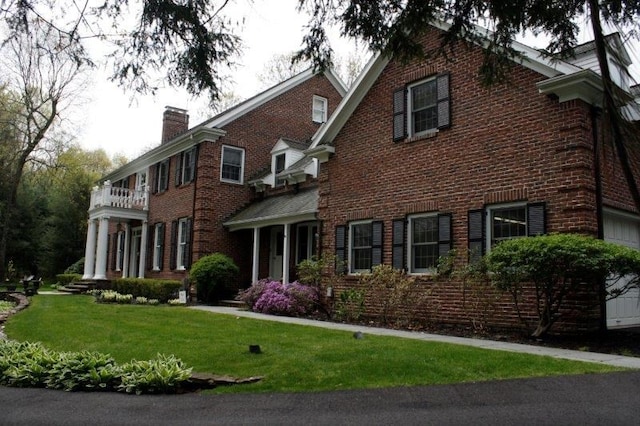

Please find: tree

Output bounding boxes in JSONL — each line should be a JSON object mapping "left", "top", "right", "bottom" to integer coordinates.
{"left": 0, "top": 18, "right": 87, "bottom": 280}
{"left": 486, "top": 234, "right": 640, "bottom": 337}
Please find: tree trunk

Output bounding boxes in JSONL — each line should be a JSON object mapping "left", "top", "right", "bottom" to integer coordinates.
{"left": 588, "top": 0, "right": 640, "bottom": 214}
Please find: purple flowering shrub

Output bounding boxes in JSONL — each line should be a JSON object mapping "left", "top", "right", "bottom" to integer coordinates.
{"left": 236, "top": 278, "right": 270, "bottom": 309}
{"left": 239, "top": 280, "right": 318, "bottom": 316}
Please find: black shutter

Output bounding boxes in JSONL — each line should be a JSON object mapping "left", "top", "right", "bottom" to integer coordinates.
{"left": 527, "top": 202, "right": 546, "bottom": 236}
{"left": 392, "top": 219, "right": 406, "bottom": 270}
{"left": 146, "top": 225, "right": 154, "bottom": 271}
{"left": 371, "top": 221, "right": 383, "bottom": 267}
{"left": 151, "top": 164, "right": 158, "bottom": 194}
{"left": 162, "top": 160, "right": 170, "bottom": 191}
{"left": 175, "top": 153, "right": 183, "bottom": 186}
{"left": 393, "top": 87, "right": 407, "bottom": 141}
{"left": 335, "top": 225, "right": 347, "bottom": 274}
{"left": 169, "top": 220, "right": 178, "bottom": 270}
{"left": 118, "top": 232, "right": 125, "bottom": 269}
{"left": 158, "top": 223, "right": 165, "bottom": 271}
{"left": 437, "top": 73, "right": 451, "bottom": 129}
{"left": 110, "top": 233, "right": 117, "bottom": 271}
{"left": 438, "top": 213, "right": 453, "bottom": 258}
{"left": 186, "top": 146, "right": 197, "bottom": 183}
{"left": 468, "top": 209, "right": 485, "bottom": 263}
{"left": 185, "top": 218, "right": 193, "bottom": 268}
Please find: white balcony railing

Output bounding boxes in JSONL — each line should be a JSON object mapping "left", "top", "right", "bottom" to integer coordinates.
{"left": 90, "top": 180, "right": 149, "bottom": 212}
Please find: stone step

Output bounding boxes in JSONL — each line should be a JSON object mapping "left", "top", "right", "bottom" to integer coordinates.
{"left": 218, "top": 299, "right": 247, "bottom": 309}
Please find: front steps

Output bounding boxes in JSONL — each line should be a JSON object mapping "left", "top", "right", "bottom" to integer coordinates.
{"left": 59, "top": 279, "right": 106, "bottom": 294}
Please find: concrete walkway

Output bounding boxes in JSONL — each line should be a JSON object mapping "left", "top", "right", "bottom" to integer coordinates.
{"left": 190, "top": 305, "right": 640, "bottom": 369}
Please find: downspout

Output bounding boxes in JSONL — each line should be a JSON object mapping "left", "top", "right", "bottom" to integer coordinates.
{"left": 591, "top": 106, "right": 607, "bottom": 333}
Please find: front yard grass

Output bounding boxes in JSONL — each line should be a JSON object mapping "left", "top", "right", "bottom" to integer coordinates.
{"left": 4, "top": 295, "right": 621, "bottom": 394}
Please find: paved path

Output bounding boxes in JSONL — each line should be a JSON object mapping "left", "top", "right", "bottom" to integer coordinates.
{"left": 191, "top": 305, "right": 640, "bottom": 369}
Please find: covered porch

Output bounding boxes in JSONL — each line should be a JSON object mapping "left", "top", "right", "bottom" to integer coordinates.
{"left": 224, "top": 188, "right": 319, "bottom": 284}
{"left": 83, "top": 181, "right": 150, "bottom": 280}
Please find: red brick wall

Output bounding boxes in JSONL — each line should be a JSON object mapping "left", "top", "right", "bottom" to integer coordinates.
{"left": 317, "top": 27, "right": 609, "bottom": 332}
{"left": 105, "top": 74, "right": 343, "bottom": 285}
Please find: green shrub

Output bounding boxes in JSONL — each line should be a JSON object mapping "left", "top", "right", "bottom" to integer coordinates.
{"left": 486, "top": 233, "right": 640, "bottom": 337}
{"left": 64, "top": 258, "right": 85, "bottom": 275}
{"left": 359, "top": 264, "right": 419, "bottom": 326}
{"left": 333, "top": 288, "right": 365, "bottom": 322}
{"left": 117, "top": 354, "right": 192, "bottom": 395}
{"left": 110, "top": 278, "right": 182, "bottom": 303}
{"left": 56, "top": 274, "right": 82, "bottom": 286}
{"left": 189, "top": 253, "right": 239, "bottom": 303}
{"left": 0, "top": 340, "right": 191, "bottom": 394}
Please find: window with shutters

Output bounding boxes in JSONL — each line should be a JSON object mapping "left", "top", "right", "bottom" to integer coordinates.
{"left": 393, "top": 73, "right": 451, "bottom": 141}
{"left": 152, "top": 223, "right": 165, "bottom": 271}
{"left": 176, "top": 147, "right": 197, "bottom": 186}
{"left": 393, "top": 213, "right": 452, "bottom": 273}
{"left": 347, "top": 221, "right": 383, "bottom": 274}
{"left": 115, "top": 231, "right": 125, "bottom": 272}
{"left": 468, "top": 202, "right": 546, "bottom": 261}
{"left": 221, "top": 145, "right": 244, "bottom": 184}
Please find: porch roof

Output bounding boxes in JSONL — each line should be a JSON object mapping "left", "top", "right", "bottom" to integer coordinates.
{"left": 224, "top": 188, "right": 318, "bottom": 231}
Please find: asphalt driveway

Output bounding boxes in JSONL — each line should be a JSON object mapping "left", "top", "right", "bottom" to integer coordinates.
{"left": 1, "top": 371, "right": 639, "bottom": 425}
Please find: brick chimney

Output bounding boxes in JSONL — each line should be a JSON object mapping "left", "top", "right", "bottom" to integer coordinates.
{"left": 161, "top": 106, "right": 189, "bottom": 144}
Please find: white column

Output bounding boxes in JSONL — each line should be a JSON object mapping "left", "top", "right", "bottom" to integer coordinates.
{"left": 94, "top": 216, "right": 110, "bottom": 280}
{"left": 137, "top": 220, "right": 148, "bottom": 279}
{"left": 251, "top": 227, "right": 260, "bottom": 284}
{"left": 122, "top": 223, "right": 131, "bottom": 278}
{"left": 282, "top": 223, "right": 291, "bottom": 284}
{"left": 82, "top": 219, "right": 98, "bottom": 279}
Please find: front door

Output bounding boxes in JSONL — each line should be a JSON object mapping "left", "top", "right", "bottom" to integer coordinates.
{"left": 129, "top": 228, "right": 142, "bottom": 278}
{"left": 269, "top": 226, "right": 284, "bottom": 281}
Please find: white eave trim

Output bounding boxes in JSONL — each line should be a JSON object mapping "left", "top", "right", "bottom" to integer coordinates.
{"left": 203, "top": 68, "right": 347, "bottom": 129}
{"left": 102, "top": 127, "right": 226, "bottom": 182}
{"left": 305, "top": 144, "right": 336, "bottom": 163}
{"left": 537, "top": 69, "right": 604, "bottom": 105}
{"left": 224, "top": 211, "right": 317, "bottom": 232}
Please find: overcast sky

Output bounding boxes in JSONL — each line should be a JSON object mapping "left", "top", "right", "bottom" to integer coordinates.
{"left": 77, "top": 0, "right": 336, "bottom": 159}
{"left": 75, "top": 2, "right": 640, "bottom": 161}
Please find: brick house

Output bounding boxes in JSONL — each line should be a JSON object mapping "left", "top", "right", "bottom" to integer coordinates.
{"left": 82, "top": 69, "right": 346, "bottom": 287}
{"left": 307, "top": 24, "right": 640, "bottom": 332}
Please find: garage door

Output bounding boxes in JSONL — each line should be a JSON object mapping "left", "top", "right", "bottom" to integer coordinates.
{"left": 604, "top": 212, "right": 640, "bottom": 329}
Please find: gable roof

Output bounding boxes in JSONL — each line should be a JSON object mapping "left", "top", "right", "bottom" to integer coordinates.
{"left": 100, "top": 67, "right": 346, "bottom": 183}
{"left": 308, "top": 20, "right": 594, "bottom": 150}
{"left": 198, "top": 68, "right": 347, "bottom": 130}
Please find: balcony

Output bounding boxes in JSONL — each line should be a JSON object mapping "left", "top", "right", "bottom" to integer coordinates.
{"left": 89, "top": 180, "right": 149, "bottom": 213}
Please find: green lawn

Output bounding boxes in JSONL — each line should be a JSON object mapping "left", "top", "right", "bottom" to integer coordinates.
{"left": 4, "top": 295, "right": 621, "bottom": 393}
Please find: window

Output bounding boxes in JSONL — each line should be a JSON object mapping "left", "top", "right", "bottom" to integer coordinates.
{"left": 175, "top": 147, "right": 196, "bottom": 186}
{"left": 154, "top": 159, "right": 170, "bottom": 193}
{"left": 274, "top": 153, "right": 286, "bottom": 186}
{"left": 342, "top": 221, "right": 383, "bottom": 274}
{"left": 408, "top": 215, "right": 439, "bottom": 273}
{"left": 115, "top": 231, "right": 125, "bottom": 271}
{"left": 393, "top": 73, "right": 451, "bottom": 141}
{"left": 392, "top": 214, "right": 452, "bottom": 273}
{"left": 177, "top": 219, "right": 188, "bottom": 270}
{"left": 152, "top": 223, "right": 165, "bottom": 271}
{"left": 312, "top": 95, "right": 328, "bottom": 123}
{"left": 467, "top": 203, "right": 546, "bottom": 262}
{"left": 136, "top": 171, "right": 147, "bottom": 191}
{"left": 221, "top": 145, "right": 244, "bottom": 183}
{"left": 170, "top": 218, "right": 192, "bottom": 271}
{"left": 489, "top": 205, "right": 527, "bottom": 247}
{"left": 296, "top": 223, "right": 318, "bottom": 263}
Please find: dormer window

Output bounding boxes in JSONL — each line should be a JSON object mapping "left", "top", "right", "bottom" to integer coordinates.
{"left": 274, "top": 153, "right": 286, "bottom": 186}
{"left": 312, "top": 95, "right": 328, "bottom": 123}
